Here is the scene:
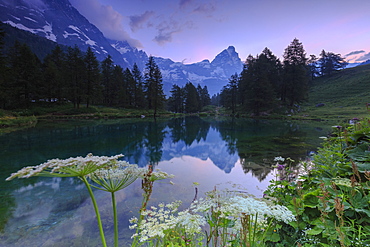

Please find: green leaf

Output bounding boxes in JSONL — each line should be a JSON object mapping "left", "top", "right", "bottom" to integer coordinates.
{"left": 306, "top": 226, "right": 323, "bottom": 235}
{"left": 346, "top": 144, "right": 370, "bottom": 162}
{"left": 303, "top": 192, "right": 319, "bottom": 208}
{"left": 289, "top": 221, "right": 306, "bottom": 230}
{"left": 267, "top": 232, "right": 280, "bottom": 242}
{"left": 355, "top": 162, "right": 370, "bottom": 172}
{"left": 354, "top": 208, "right": 370, "bottom": 217}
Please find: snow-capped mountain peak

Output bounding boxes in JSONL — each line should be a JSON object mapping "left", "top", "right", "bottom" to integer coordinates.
{"left": 0, "top": 0, "right": 244, "bottom": 95}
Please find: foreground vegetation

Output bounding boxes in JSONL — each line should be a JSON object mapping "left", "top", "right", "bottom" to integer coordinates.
{"left": 265, "top": 119, "right": 370, "bottom": 246}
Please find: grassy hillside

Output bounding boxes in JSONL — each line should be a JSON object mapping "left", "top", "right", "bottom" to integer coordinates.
{"left": 301, "top": 63, "right": 370, "bottom": 120}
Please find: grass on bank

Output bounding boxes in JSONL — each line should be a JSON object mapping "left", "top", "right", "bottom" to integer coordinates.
{"left": 299, "top": 63, "right": 370, "bottom": 121}
{"left": 0, "top": 103, "right": 221, "bottom": 131}
{"left": 0, "top": 109, "right": 37, "bottom": 132}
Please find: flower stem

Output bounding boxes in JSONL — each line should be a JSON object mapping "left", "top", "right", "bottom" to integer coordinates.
{"left": 112, "top": 191, "right": 119, "bottom": 247}
{"left": 252, "top": 213, "right": 258, "bottom": 245}
{"left": 81, "top": 176, "right": 107, "bottom": 247}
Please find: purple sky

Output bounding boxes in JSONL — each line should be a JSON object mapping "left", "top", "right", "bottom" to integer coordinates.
{"left": 69, "top": 0, "right": 370, "bottom": 64}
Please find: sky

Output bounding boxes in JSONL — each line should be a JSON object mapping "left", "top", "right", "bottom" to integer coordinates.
{"left": 69, "top": 0, "right": 370, "bottom": 64}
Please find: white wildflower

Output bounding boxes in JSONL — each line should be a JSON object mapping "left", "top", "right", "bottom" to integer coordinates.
{"left": 190, "top": 189, "right": 295, "bottom": 230}
{"left": 129, "top": 216, "right": 138, "bottom": 223}
{"left": 131, "top": 200, "right": 205, "bottom": 242}
{"left": 90, "top": 161, "right": 145, "bottom": 192}
{"left": 150, "top": 169, "right": 175, "bottom": 180}
{"left": 274, "top": 156, "right": 285, "bottom": 162}
{"left": 177, "top": 210, "right": 206, "bottom": 234}
{"left": 269, "top": 205, "right": 296, "bottom": 224}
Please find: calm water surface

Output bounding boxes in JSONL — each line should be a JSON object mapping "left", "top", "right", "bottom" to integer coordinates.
{"left": 0, "top": 117, "right": 333, "bottom": 246}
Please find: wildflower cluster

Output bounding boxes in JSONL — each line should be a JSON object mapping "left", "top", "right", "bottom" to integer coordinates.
{"left": 192, "top": 190, "right": 295, "bottom": 226}
{"left": 130, "top": 200, "right": 206, "bottom": 242}
{"left": 131, "top": 188, "right": 295, "bottom": 246}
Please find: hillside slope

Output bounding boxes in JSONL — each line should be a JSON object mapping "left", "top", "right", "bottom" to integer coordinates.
{"left": 304, "top": 63, "right": 370, "bottom": 120}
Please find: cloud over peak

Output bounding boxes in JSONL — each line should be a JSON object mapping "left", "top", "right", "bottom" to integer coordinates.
{"left": 129, "top": 11, "right": 155, "bottom": 32}
{"left": 70, "top": 0, "right": 142, "bottom": 47}
{"left": 153, "top": 19, "right": 182, "bottom": 45}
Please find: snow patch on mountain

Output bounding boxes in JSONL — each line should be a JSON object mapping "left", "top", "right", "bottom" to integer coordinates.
{"left": 24, "top": 16, "right": 37, "bottom": 23}
{"left": 43, "top": 22, "right": 56, "bottom": 41}
{"left": 5, "top": 20, "right": 35, "bottom": 33}
{"left": 187, "top": 72, "right": 212, "bottom": 82}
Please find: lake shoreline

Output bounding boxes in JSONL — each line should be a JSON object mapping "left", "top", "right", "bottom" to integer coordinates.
{"left": 0, "top": 103, "right": 361, "bottom": 133}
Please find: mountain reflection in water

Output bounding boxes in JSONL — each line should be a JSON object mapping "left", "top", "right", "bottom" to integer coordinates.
{"left": 0, "top": 117, "right": 332, "bottom": 246}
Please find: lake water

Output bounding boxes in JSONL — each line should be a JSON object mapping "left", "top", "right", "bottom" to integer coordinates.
{"left": 0, "top": 117, "right": 333, "bottom": 246}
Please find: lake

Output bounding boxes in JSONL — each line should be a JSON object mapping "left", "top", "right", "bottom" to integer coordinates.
{"left": 0, "top": 117, "right": 333, "bottom": 246}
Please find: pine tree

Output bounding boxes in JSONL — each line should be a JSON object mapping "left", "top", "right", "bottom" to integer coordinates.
{"left": 84, "top": 46, "right": 100, "bottom": 107}
{"left": 260, "top": 48, "right": 282, "bottom": 98}
{"left": 8, "top": 41, "right": 41, "bottom": 108}
{"left": 123, "top": 68, "right": 136, "bottom": 107}
{"left": 196, "top": 84, "right": 211, "bottom": 110}
{"left": 184, "top": 82, "right": 200, "bottom": 113}
{"left": 132, "top": 63, "right": 145, "bottom": 108}
{"left": 42, "top": 57, "right": 58, "bottom": 102}
{"left": 221, "top": 73, "right": 239, "bottom": 114}
{"left": 201, "top": 85, "right": 211, "bottom": 107}
{"left": 101, "top": 55, "right": 115, "bottom": 106}
{"left": 308, "top": 54, "right": 319, "bottom": 80}
{"left": 65, "top": 45, "right": 85, "bottom": 108}
{"left": 112, "top": 65, "right": 124, "bottom": 107}
{"left": 144, "top": 56, "right": 165, "bottom": 117}
{"left": 211, "top": 93, "right": 221, "bottom": 106}
{"left": 168, "top": 84, "right": 184, "bottom": 113}
{"left": 0, "top": 27, "right": 7, "bottom": 108}
{"left": 282, "top": 38, "right": 309, "bottom": 106}
{"left": 42, "top": 45, "right": 66, "bottom": 103}
{"left": 239, "top": 53, "right": 276, "bottom": 115}
{"left": 318, "top": 50, "right": 347, "bottom": 76}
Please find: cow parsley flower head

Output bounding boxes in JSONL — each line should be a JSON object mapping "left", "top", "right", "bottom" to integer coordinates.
{"left": 176, "top": 210, "right": 206, "bottom": 234}
{"left": 6, "top": 153, "right": 124, "bottom": 180}
{"left": 147, "top": 169, "right": 175, "bottom": 181}
{"left": 89, "top": 161, "right": 146, "bottom": 192}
